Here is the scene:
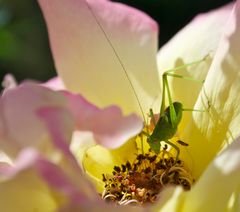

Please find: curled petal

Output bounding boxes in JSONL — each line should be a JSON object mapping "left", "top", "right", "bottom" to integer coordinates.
{"left": 43, "top": 77, "right": 66, "bottom": 90}
{"left": 0, "top": 82, "right": 141, "bottom": 160}
{"left": 37, "top": 107, "right": 75, "bottom": 158}
{"left": 0, "top": 148, "right": 99, "bottom": 211}
{"left": 1, "top": 74, "right": 17, "bottom": 94}
{"left": 36, "top": 107, "right": 100, "bottom": 200}
{"left": 0, "top": 149, "right": 61, "bottom": 212}
{"left": 0, "top": 82, "right": 67, "bottom": 157}
{"left": 38, "top": 0, "right": 160, "bottom": 116}
{"left": 62, "top": 92, "right": 143, "bottom": 149}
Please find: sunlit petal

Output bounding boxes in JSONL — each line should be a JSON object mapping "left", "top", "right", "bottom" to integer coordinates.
{"left": 154, "top": 134, "right": 240, "bottom": 211}
{"left": 82, "top": 139, "right": 138, "bottom": 192}
{"left": 183, "top": 134, "right": 240, "bottom": 211}
{"left": 157, "top": 3, "right": 234, "bottom": 133}
{"left": 157, "top": 2, "right": 233, "bottom": 107}
{"left": 43, "top": 77, "right": 66, "bottom": 90}
{"left": 38, "top": 0, "right": 160, "bottom": 116}
{"left": 182, "top": 0, "right": 240, "bottom": 178}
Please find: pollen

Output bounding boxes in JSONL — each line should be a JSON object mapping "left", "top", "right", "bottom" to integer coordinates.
{"left": 101, "top": 147, "right": 194, "bottom": 206}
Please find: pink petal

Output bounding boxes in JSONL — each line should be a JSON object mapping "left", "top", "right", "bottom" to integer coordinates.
{"left": 43, "top": 77, "right": 66, "bottom": 90}
{"left": 38, "top": 0, "right": 160, "bottom": 116}
{"left": 36, "top": 157, "right": 93, "bottom": 203}
{"left": 1, "top": 74, "right": 17, "bottom": 94}
{"left": 0, "top": 148, "right": 97, "bottom": 204}
{"left": 1, "top": 81, "right": 142, "bottom": 158}
{"left": 37, "top": 107, "right": 75, "bottom": 159}
{"left": 0, "top": 82, "right": 67, "bottom": 157}
{"left": 35, "top": 107, "right": 99, "bottom": 200}
{"left": 62, "top": 91, "right": 143, "bottom": 148}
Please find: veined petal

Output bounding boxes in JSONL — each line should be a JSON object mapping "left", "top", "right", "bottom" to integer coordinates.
{"left": 182, "top": 0, "right": 240, "bottom": 178}
{"left": 38, "top": 0, "right": 160, "bottom": 116}
{"left": 157, "top": 3, "right": 234, "bottom": 132}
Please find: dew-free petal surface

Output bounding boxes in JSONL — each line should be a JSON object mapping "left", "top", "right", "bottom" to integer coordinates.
{"left": 157, "top": 3, "right": 234, "bottom": 133}
{"left": 82, "top": 139, "right": 138, "bottom": 192}
{"left": 37, "top": 107, "right": 99, "bottom": 199}
{"left": 0, "top": 83, "right": 67, "bottom": 157}
{"left": 183, "top": 135, "right": 240, "bottom": 211}
{"left": 43, "top": 77, "right": 66, "bottom": 90}
{"left": 58, "top": 201, "right": 144, "bottom": 212}
{"left": 0, "top": 150, "right": 59, "bottom": 212}
{"left": 182, "top": 0, "right": 240, "bottom": 178}
{"left": 0, "top": 148, "right": 100, "bottom": 211}
{"left": 154, "top": 135, "right": 240, "bottom": 212}
{"left": 63, "top": 91, "right": 143, "bottom": 149}
{"left": 38, "top": 0, "right": 160, "bottom": 117}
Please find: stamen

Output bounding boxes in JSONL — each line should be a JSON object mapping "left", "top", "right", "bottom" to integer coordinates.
{"left": 101, "top": 149, "right": 194, "bottom": 205}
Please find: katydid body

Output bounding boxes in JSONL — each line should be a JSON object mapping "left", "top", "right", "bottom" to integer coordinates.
{"left": 146, "top": 66, "right": 206, "bottom": 159}
{"left": 148, "top": 102, "right": 183, "bottom": 154}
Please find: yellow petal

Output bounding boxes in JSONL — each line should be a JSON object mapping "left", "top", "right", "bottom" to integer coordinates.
{"left": 155, "top": 134, "right": 240, "bottom": 212}
{"left": 38, "top": 0, "right": 160, "bottom": 116}
{"left": 183, "top": 135, "right": 240, "bottom": 211}
{"left": 157, "top": 3, "right": 233, "bottom": 107}
{"left": 0, "top": 169, "right": 58, "bottom": 212}
{"left": 182, "top": 1, "right": 240, "bottom": 178}
{"left": 152, "top": 187, "right": 185, "bottom": 212}
{"left": 82, "top": 138, "right": 137, "bottom": 192}
{"left": 157, "top": 3, "right": 234, "bottom": 133}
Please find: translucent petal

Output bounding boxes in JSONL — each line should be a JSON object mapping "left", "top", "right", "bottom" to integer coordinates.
{"left": 157, "top": 3, "right": 234, "bottom": 133}
{"left": 38, "top": 0, "right": 160, "bottom": 116}
{"left": 182, "top": 1, "right": 240, "bottom": 178}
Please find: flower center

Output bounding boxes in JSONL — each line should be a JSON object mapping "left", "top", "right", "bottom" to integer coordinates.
{"left": 101, "top": 146, "right": 193, "bottom": 205}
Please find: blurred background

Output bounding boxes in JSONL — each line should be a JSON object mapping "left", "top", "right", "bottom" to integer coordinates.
{"left": 0, "top": 0, "right": 233, "bottom": 87}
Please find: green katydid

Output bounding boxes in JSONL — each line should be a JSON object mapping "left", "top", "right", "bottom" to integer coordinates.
{"left": 84, "top": 0, "right": 208, "bottom": 160}
{"left": 144, "top": 57, "right": 208, "bottom": 160}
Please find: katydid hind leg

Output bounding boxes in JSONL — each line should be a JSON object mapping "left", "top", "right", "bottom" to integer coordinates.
{"left": 164, "top": 55, "right": 209, "bottom": 74}
{"left": 164, "top": 140, "right": 180, "bottom": 162}
{"left": 163, "top": 74, "right": 177, "bottom": 126}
